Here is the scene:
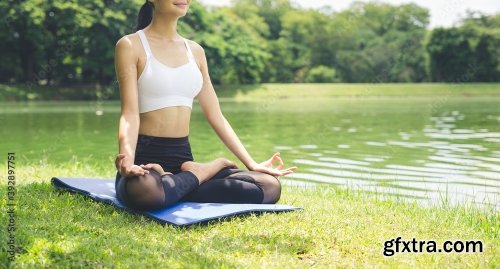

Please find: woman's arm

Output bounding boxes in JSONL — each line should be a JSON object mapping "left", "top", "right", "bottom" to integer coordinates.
{"left": 192, "top": 44, "right": 258, "bottom": 170}
{"left": 115, "top": 35, "right": 148, "bottom": 177}
{"left": 192, "top": 43, "right": 296, "bottom": 176}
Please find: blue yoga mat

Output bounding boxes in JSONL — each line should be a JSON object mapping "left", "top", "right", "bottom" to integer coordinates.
{"left": 51, "top": 177, "right": 302, "bottom": 227}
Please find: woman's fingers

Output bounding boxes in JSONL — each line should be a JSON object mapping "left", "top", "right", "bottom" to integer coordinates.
{"left": 261, "top": 152, "right": 282, "bottom": 169}
{"left": 140, "top": 163, "right": 164, "bottom": 174}
{"left": 265, "top": 153, "right": 284, "bottom": 170}
{"left": 271, "top": 152, "right": 280, "bottom": 162}
{"left": 285, "top": 166, "right": 298, "bottom": 171}
{"left": 265, "top": 152, "right": 279, "bottom": 165}
{"left": 281, "top": 167, "right": 297, "bottom": 175}
{"left": 127, "top": 165, "right": 149, "bottom": 176}
{"left": 280, "top": 169, "right": 296, "bottom": 176}
{"left": 270, "top": 166, "right": 298, "bottom": 176}
{"left": 274, "top": 154, "right": 284, "bottom": 170}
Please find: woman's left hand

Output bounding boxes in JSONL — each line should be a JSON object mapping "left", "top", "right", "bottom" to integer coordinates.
{"left": 250, "top": 152, "right": 297, "bottom": 177}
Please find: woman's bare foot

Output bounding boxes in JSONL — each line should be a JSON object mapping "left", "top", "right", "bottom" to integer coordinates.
{"left": 215, "top": 158, "right": 239, "bottom": 170}
{"left": 180, "top": 161, "right": 200, "bottom": 172}
{"left": 181, "top": 158, "right": 238, "bottom": 184}
{"left": 181, "top": 158, "right": 237, "bottom": 171}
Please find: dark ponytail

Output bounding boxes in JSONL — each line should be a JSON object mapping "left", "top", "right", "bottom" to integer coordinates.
{"left": 135, "top": 1, "right": 154, "bottom": 31}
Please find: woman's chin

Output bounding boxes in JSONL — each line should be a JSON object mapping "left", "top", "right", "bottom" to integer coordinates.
{"left": 174, "top": 10, "right": 188, "bottom": 17}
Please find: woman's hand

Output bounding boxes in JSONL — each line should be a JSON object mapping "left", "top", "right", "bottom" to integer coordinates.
{"left": 250, "top": 152, "right": 297, "bottom": 177}
{"left": 115, "top": 153, "right": 149, "bottom": 177}
{"left": 140, "top": 163, "right": 174, "bottom": 176}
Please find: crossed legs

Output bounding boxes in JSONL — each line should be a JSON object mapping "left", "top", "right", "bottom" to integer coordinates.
{"left": 120, "top": 161, "right": 282, "bottom": 210}
{"left": 180, "top": 167, "right": 282, "bottom": 204}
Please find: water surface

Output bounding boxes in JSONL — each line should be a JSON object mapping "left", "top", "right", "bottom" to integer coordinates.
{"left": 1, "top": 95, "right": 499, "bottom": 210}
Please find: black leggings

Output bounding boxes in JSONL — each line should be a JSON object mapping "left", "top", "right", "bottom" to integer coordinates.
{"left": 115, "top": 134, "right": 281, "bottom": 209}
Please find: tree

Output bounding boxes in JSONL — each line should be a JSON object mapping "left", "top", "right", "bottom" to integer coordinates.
{"left": 197, "top": 7, "right": 270, "bottom": 84}
{"left": 332, "top": 2, "right": 429, "bottom": 82}
{"left": 474, "top": 34, "right": 500, "bottom": 81}
{"left": 0, "top": 0, "right": 142, "bottom": 85}
{"left": 427, "top": 28, "right": 476, "bottom": 82}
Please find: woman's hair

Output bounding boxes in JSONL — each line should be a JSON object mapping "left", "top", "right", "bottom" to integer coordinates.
{"left": 135, "top": 1, "right": 154, "bottom": 31}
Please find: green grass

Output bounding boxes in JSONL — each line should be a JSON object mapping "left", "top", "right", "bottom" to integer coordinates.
{"left": 1, "top": 164, "right": 498, "bottom": 268}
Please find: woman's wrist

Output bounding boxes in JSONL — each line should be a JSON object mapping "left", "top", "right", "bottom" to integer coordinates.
{"left": 245, "top": 160, "right": 258, "bottom": 171}
{"left": 115, "top": 153, "right": 133, "bottom": 172}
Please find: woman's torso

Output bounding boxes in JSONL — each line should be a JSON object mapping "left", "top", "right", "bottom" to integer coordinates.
{"left": 138, "top": 107, "right": 192, "bottom": 137}
{"left": 133, "top": 29, "right": 202, "bottom": 138}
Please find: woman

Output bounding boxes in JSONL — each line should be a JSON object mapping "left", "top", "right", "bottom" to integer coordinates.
{"left": 114, "top": 0, "right": 297, "bottom": 210}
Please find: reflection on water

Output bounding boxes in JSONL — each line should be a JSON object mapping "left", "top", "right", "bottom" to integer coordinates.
{"left": 281, "top": 111, "right": 500, "bottom": 211}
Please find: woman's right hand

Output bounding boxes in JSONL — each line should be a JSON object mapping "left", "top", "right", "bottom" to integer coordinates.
{"left": 140, "top": 163, "right": 174, "bottom": 176}
{"left": 115, "top": 153, "right": 149, "bottom": 177}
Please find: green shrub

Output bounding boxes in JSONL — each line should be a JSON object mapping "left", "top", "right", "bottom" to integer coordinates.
{"left": 304, "top": 65, "right": 338, "bottom": 83}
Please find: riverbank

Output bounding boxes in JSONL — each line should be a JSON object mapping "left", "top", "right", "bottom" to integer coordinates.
{"left": 219, "top": 83, "right": 500, "bottom": 99}
{"left": 1, "top": 83, "right": 500, "bottom": 102}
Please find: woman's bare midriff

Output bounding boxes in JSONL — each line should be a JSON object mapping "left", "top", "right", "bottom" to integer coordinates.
{"left": 138, "top": 106, "right": 192, "bottom": 137}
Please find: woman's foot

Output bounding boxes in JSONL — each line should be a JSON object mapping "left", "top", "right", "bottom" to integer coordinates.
{"left": 180, "top": 161, "right": 209, "bottom": 172}
{"left": 181, "top": 158, "right": 238, "bottom": 184}
{"left": 181, "top": 158, "right": 237, "bottom": 171}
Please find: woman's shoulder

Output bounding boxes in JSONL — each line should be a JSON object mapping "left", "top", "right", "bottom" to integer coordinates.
{"left": 115, "top": 32, "right": 141, "bottom": 50}
{"left": 184, "top": 38, "right": 206, "bottom": 60}
{"left": 184, "top": 38, "right": 202, "bottom": 50}
{"left": 115, "top": 32, "right": 143, "bottom": 63}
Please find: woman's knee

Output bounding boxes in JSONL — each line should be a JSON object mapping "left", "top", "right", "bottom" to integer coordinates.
{"left": 215, "top": 170, "right": 282, "bottom": 204}
{"left": 261, "top": 173, "right": 281, "bottom": 204}
{"left": 124, "top": 173, "right": 165, "bottom": 210}
{"left": 237, "top": 171, "right": 281, "bottom": 204}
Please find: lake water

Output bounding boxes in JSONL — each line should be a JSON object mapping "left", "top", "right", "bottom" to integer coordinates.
{"left": 1, "top": 96, "right": 499, "bottom": 210}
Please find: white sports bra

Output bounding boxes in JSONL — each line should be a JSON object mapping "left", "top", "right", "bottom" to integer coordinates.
{"left": 136, "top": 29, "right": 203, "bottom": 113}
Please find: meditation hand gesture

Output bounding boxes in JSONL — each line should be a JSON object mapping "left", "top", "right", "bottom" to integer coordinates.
{"left": 250, "top": 152, "right": 297, "bottom": 178}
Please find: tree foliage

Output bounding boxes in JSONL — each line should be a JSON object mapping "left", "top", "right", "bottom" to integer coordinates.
{"left": 1, "top": 0, "right": 498, "bottom": 86}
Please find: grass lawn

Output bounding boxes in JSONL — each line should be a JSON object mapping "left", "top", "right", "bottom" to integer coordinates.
{"left": 0, "top": 163, "right": 498, "bottom": 268}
